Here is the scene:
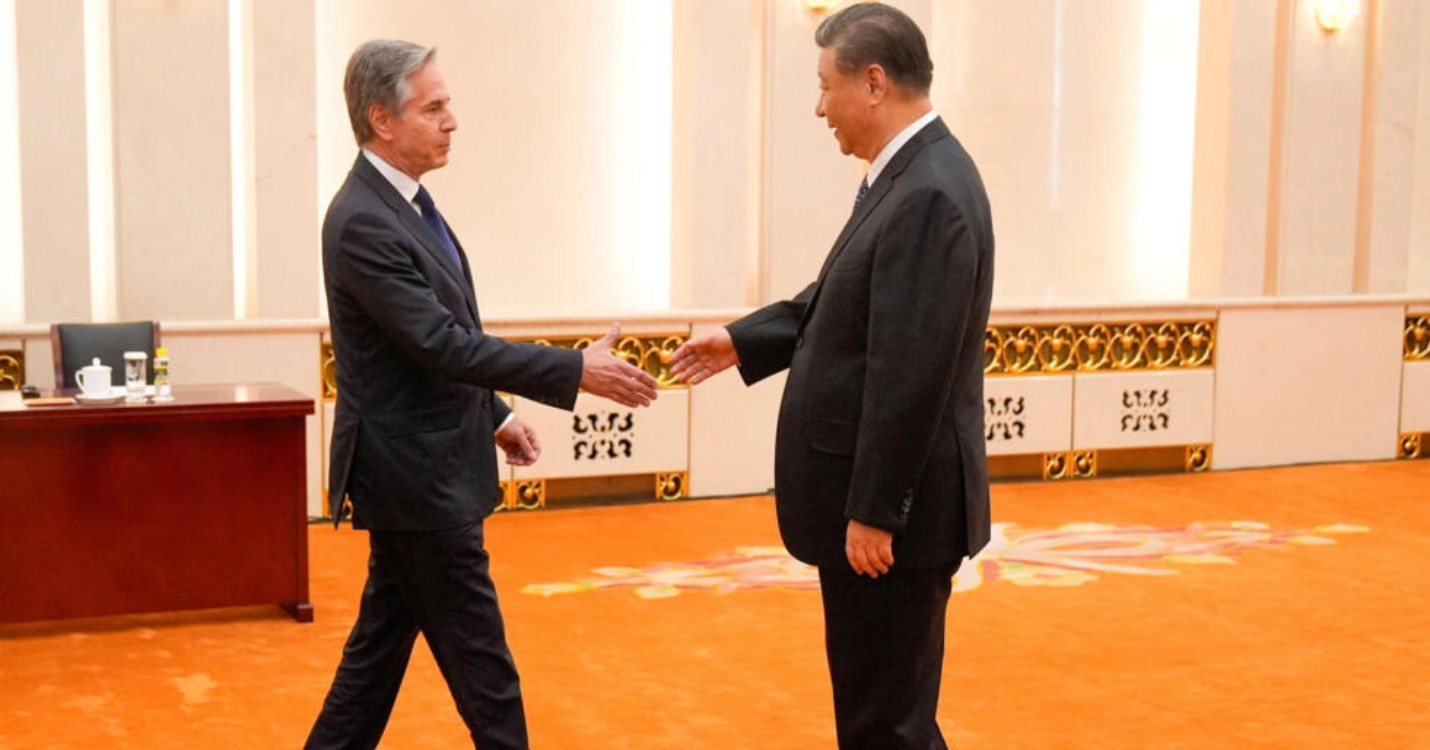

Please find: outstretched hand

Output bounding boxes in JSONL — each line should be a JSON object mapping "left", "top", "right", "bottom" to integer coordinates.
{"left": 667, "top": 328, "right": 739, "bottom": 385}
{"left": 580, "top": 324, "right": 659, "bottom": 407}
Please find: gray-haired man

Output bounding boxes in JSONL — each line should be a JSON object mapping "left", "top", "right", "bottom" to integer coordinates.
{"left": 305, "top": 39, "right": 656, "bottom": 749}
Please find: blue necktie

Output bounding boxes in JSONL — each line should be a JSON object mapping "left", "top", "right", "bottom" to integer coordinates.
{"left": 413, "top": 185, "right": 462, "bottom": 268}
{"left": 853, "top": 178, "right": 869, "bottom": 211}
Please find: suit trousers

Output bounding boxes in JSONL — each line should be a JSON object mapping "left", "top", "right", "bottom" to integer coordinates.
{"left": 818, "top": 562, "right": 959, "bottom": 750}
{"left": 305, "top": 519, "right": 529, "bottom": 750}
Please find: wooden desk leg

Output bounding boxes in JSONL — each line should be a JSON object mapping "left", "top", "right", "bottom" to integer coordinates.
{"left": 282, "top": 601, "right": 315, "bottom": 623}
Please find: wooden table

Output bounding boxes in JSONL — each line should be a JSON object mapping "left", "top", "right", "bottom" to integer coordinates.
{"left": 0, "top": 383, "right": 316, "bottom": 625}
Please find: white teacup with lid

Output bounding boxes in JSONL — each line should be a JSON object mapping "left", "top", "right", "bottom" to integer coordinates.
{"left": 75, "top": 358, "right": 112, "bottom": 395}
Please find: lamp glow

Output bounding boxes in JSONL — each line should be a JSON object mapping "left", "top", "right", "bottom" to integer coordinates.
{"left": 803, "top": 0, "right": 837, "bottom": 11}
{"left": 1316, "top": 0, "right": 1358, "bottom": 32}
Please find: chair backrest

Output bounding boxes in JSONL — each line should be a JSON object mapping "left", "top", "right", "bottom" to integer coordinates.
{"left": 51, "top": 322, "right": 162, "bottom": 388}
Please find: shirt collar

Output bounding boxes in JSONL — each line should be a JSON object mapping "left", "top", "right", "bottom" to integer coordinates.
{"left": 362, "top": 148, "right": 421, "bottom": 205}
{"left": 864, "top": 109, "right": 938, "bottom": 188}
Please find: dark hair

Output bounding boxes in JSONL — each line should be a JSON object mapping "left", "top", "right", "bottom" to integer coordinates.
{"left": 814, "top": 2, "right": 933, "bottom": 96}
{"left": 343, "top": 40, "right": 437, "bottom": 146}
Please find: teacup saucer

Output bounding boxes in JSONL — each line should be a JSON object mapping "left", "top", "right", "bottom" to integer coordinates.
{"left": 74, "top": 389, "right": 127, "bottom": 405}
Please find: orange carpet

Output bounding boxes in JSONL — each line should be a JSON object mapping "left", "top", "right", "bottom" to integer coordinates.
{"left": 1, "top": 460, "right": 1428, "bottom": 749}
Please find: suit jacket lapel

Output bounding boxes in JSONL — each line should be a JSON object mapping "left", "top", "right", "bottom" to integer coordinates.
{"left": 799, "top": 118, "right": 953, "bottom": 330}
{"left": 351, "top": 156, "right": 479, "bottom": 317}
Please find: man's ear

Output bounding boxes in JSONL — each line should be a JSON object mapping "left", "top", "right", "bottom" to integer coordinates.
{"left": 368, "top": 104, "right": 393, "bottom": 141}
{"left": 863, "top": 65, "right": 888, "bottom": 102}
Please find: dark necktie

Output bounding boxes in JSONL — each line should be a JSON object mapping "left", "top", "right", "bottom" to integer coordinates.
{"left": 413, "top": 185, "right": 462, "bottom": 268}
{"left": 853, "top": 178, "right": 869, "bottom": 211}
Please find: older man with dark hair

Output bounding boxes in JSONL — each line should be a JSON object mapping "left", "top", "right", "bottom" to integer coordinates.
{"left": 671, "top": 4, "right": 995, "bottom": 748}
{"left": 305, "top": 39, "right": 657, "bottom": 750}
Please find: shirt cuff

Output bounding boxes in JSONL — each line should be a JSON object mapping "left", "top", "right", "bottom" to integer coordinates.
{"left": 495, "top": 412, "right": 516, "bottom": 433}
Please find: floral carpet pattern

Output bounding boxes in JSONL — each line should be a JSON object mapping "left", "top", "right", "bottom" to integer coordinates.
{"left": 521, "top": 520, "right": 1369, "bottom": 599}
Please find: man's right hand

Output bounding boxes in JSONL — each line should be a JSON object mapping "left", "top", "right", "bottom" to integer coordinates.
{"left": 580, "top": 324, "right": 659, "bottom": 407}
{"left": 668, "top": 327, "right": 739, "bottom": 385}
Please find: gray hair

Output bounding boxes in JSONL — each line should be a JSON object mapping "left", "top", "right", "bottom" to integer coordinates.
{"left": 815, "top": 2, "right": 933, "bottom": 96}
{"left": 343, "top": 39, "right": 437, "bottom": 146}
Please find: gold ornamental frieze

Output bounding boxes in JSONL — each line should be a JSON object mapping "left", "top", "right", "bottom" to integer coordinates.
{"left": 985, "top": 321, "right": 1215, "bottom": 375}
{"left": 523, "top": 333, "right": 689, "bottom": 389}
{"left": 1406, "top": 316, "right": 1430, "bottom": 361}
{"left": 320, "top": 332, "right": 688, "bottom": 399}
{"left": 0, "top": 350, "right": 22, "bottom": 391}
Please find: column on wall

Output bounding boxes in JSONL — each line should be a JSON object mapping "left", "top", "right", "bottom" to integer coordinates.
{"left": 111, "top": 1, "right": 233, "bottom": 320}
{"left": 670, "top": 0, "right": 764, "bottom": 310}
{"left": 1188, "top": 0, "right": 1281, "bottom": 298}
{"left": 1274, "top": 0, "right": 1369, "bottom": 296}
{"left": 1407, "top": 2, "right": 1430, "bottom": 292}
{"left": 252, "top": 0, "right": 320, "bottom": 319}
{"left": 15, "top": 2, "right": 91, "bottom": 323}
{"left": 1359, "top": 0, "right": 1423, "bottom": 294}
{"left": 0, "top": 0, "right": 22, "bottom": 324}
{"left": 931, "top": 1, "right": 1198, "bottom": 304}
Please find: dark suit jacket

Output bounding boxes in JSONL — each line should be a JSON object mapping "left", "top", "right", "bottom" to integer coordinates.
{"left": 323, "top": 154, "right": 583, "bottom": 531}
{"left": 728, "top": 118, "right": 994, "bottom": 570}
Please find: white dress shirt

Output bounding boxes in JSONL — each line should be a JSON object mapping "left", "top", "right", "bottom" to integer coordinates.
{"left": 864, "top": 109, "right": 939, "bottom": 188}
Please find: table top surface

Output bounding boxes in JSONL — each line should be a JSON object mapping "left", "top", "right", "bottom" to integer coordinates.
{"left": 0, "top": 383, "right": 316, "bottom": 425}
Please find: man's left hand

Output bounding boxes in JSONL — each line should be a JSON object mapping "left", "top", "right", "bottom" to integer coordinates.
{"left": 496, "top": 417, "right": 541, "bottom": 466}
{"left": 846, "top": 519, "right": 894, "bottom": 578}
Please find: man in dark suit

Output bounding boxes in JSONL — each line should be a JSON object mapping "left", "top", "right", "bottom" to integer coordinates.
{"left": 670, "top": 5, "right": 994, "bottom": 748}
{"left": 305, "top": 40, "right": 658, "bottom": 750}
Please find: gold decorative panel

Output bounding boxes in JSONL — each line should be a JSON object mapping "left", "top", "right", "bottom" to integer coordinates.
{"left": 1042, "top": 452, "right": 1069, "bottom": 480}
{"left": 512, "top": 480, "right": 546, "bottom": 510}
{"left": 0, "top": 349, "right": 22, "bottom": 391}
{"left": 1022, "top": 445, "right": 1209, "bottom": 482}
{"left": 655, "top": 471, "right": 687, "bottom": 500}
{"left": 521, "top": 333, "right": 689, "bottom": 389}
{"left": 1071, "top": 451, "right": 1098, "bottom": 478}
{"left": 1185, "top": 445, "right": 1212, "bottom": 472}
{"left": 1406, "top": 316, "right": 1430, "bottom": 361}
{"left": 1399, "top": 433, "right": 1422, "bottom": 460}
{"left": 985, "top": 321, "right": 1215, "bottom": 375}
{"left": 321, "top": 341, "right": 336, "bottom": 401}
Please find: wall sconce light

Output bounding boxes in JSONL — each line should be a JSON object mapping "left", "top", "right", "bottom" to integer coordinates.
{"left": 1315, "top": 0, "right": 1359, "bottom": 32}
{"left": 803, "top": 0, "right": 837, "bottom": 11}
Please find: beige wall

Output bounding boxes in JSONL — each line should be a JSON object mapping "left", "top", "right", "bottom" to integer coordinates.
{"left": 1190, "top": 0, "right": 1430, "bottom": 300}
{"left": 3, "top": 0, "right": 1430, "bottom": 326}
